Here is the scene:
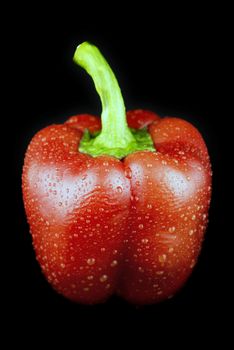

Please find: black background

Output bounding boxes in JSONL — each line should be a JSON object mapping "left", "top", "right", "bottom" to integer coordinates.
{"left": 8, "top": 5, "right": 229, "bottom": 345}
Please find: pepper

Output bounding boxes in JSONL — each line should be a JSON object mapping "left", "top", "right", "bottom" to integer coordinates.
{"left": 22, "top": 42, "right": 212, "bottom": 304}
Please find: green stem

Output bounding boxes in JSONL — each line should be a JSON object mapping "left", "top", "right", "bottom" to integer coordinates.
{"left": 73, "top": 42, "right": 155, "bottom": 158}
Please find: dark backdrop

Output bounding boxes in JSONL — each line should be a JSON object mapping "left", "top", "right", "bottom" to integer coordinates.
{"left": 8, "top": 6, "right": 229, "bottom": 345}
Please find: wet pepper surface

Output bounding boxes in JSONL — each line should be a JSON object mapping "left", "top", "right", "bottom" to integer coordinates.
{"left": 23, "top": 110, "right": 211, "bottom": 304}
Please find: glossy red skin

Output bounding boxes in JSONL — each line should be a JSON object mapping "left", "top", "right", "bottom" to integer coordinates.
{"left": 22, "top": 110, "right": 212, "bottom": 304}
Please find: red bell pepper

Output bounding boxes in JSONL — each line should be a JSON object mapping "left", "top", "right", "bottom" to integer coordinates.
{"left": 22, "top": 42, "right": 212, "bottom": 304}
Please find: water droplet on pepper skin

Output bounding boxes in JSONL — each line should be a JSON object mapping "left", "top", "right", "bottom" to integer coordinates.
{"left": 116, "top": 186, "right": 123, "bottom": 193}
{"left": 158, "top": 254, "right": 167, "bottom": 263}
{"left": 87, "top": 258, "right": 95, "bottom": 266}
{"left": 189, "top": 229, "right": 194, "bottom": 236}
{"left": 100, "top": 275, "right": 108, "bottom": 282}
{"left": 124, "top": 167, "right": 132, "bottom": 179}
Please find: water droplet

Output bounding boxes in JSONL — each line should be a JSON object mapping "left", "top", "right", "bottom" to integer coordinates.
{"left": 141, "top": 238, "right": 149, "bottom": 244}
{"left": 158, "top": 254, "right": 167, "bottom": 263}
{"left": 168, "top": 226, "right": 175, "bottom": 233}
{"left": 111, "top": 260, "right": 118, "bottom": 267}
{"left": 100, "top": 274, "right": 108, "bottom": 282}
{"left": 87, "top": 275, "right": 93, "bottom": 280}
{"left": 147, "top": 203, "right": 152, "bottom": 209}
{"left": 116, "top": 186, "right": 123, "bottom": 193}
{"left": 125, "top": 167, "right": 132, "bottom": 179}
{"left": 113, "top": 249, "right": 118, "bottom": 255}
{"left": 60, "top": 263, "right": 65, "bottom": 269}
{"left": 202, "top": 214, "right": 207, "bottom": 220}
{"left": 190, "top": 259, "right": 196, "bottom": 268}
{"left": 101, "top": 247, "right": 106, "bottom": 252}
{"left": 87, "top": 258, "right": 95, "bottom": 266}
{"left": 189, "top": 229, "right": 194, "bottom": 236}
{"left": 138, "top": 224, "right": 144, "bottom": 230}
{"left": 86, "top": 219, "right": 90, "bottom": 224}
{"left": 192, "top": 214, "right": 196, "bottom": 220}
